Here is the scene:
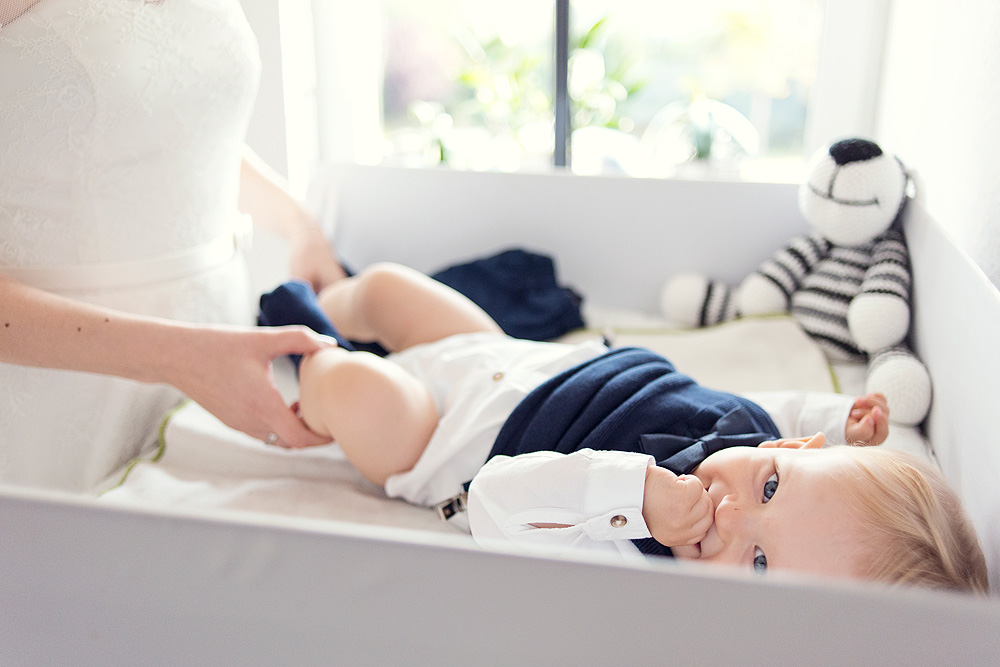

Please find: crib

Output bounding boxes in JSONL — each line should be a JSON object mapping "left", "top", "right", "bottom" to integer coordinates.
{"left": 2, "top": 165, "right": 998, "bottom": 665}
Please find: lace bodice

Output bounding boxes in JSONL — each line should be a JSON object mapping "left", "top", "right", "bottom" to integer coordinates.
{"left": 0, "top": 0, "right": 260, "bottom": 269}
{"left": 0, "top": 0, "right": 262, "bottom": 491}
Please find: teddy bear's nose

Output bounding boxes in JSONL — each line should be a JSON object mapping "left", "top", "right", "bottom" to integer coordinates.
{"left": 829, "top": 138, "right": 883, "bottom": 165}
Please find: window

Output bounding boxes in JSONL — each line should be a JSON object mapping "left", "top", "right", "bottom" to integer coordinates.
{"left": 379, "top": 0, "right": 555, "bottom": 172}
{"left": 565, "top": 0, "right": 823, "bottom": 180}
{"left": 290, "top": 0, "right": 887, "bottom": 186}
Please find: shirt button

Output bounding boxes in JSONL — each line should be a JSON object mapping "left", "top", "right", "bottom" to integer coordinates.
{"left": 492, "top": 371, "right": 504, "bottom": 381}
{"left": 610, "top": 515, "right": 628, "bottom": 528}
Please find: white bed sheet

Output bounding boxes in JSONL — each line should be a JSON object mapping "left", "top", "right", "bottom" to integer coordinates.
{"left": 99, "top": 359, "right": 459, "bottom": 536}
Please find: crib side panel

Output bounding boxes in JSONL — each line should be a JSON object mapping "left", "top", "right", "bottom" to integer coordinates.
{"left": 1, "top": 490, "right": 997, "bottom": 666}
{"left": 906, "top": 201, "right": 1000, "bottom": 594}
{"left": 310, "top": 165, "right": 803, "bottom": 313}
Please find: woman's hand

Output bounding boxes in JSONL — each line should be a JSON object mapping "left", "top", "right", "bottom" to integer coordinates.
{"left": 641, "top": 465, "right": 714, "bottom": 549}
{"left": 845, "top": 392, "right": 890, "bottom": 446}
{"left": 161, "top": 324, "right": 338, "bottom": 448}
{"left": 238, "top": 149, "right": 347, "bottom": 292}
{"left": 288, "top": 224, "right": 347, "bottom": 293}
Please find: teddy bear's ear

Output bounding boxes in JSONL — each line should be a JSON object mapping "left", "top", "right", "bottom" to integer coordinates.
{"left": 798, "top": 138, "right": 908, "bottom": 247}
{"left": 829, "top": 137, "right": 884, "bottom": 164}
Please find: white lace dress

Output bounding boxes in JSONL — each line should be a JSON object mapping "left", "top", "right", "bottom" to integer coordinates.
{"left": 0, "top": 0, "right": 261, "bottom": 491}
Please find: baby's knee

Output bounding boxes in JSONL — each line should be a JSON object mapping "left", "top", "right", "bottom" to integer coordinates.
{"left": 353, "top": 263, "right": 427, "bottom": 303}
{"left": 298, "top": 347, "right": 353, "bottom": 433}
{"left": 299, "top": 348, "right": 435, "bottom": 432}
{"left": 299, "top": 346, "right": 350, "bottom": 387}
{"left": 299, "top": 348, "right": 437, "bottom": 484}
{"left": 300, "top": 348, "right": 389, "bottom": 404}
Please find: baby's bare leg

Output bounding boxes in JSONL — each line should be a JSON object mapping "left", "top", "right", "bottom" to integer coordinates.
{"left": 298, "top": 347, "right": 437, "bottom": 486}
{"left": 316, "top": 262, "right": 502, "bottom": 352}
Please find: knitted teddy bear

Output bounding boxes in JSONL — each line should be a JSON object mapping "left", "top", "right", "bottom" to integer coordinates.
{"left": 661, "top": 138, "right": 931, "bottom": 425}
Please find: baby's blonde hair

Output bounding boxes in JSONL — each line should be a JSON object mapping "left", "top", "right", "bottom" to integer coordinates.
{"left": 836, "top": 446, "right": 988, "bottom": 594}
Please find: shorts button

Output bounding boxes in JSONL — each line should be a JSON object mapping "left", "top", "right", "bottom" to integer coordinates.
{"left": 610, "top": 515, "right": 627, "bottom": 528}
{"left": 492, "top": 371, "right": 504, "bottom": 381}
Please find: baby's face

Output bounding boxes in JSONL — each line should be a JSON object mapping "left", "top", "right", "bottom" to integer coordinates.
{"left": 675, "top": 442, "right": 864, "bottom": 581}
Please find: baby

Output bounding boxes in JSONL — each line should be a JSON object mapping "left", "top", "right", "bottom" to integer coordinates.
{"left": 266, "top": 262, "right": 987, "bottom": 593}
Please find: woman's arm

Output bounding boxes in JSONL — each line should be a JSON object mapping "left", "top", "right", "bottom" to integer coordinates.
{"left": 0, "top": 275, "right": 334, "bottom": 447}
{"left": 239, "top": 147, "right": 346, "bottom": 291}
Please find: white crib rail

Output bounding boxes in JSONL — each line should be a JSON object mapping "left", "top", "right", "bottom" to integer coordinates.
{"left": 309, "top": 164, "right": 803, "bottom": 313}
{"left": 1, "top": 487, "right": 997, "bottom": 665}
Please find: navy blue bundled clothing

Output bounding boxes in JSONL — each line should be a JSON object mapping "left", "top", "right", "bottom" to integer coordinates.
{"left": 259, "top": 249, "right": 584, "bottom": 359}
{"left": 257, "top": 280, "right": 358, "bottom": 367}
{"left": 486, "top": 347, "right": 781, "bottom": 557}
{"left": 258, "top": 280, "right": 354, "bottom": 349}
{"left": 432, "top": 249, "right": 585, "bottom": 342}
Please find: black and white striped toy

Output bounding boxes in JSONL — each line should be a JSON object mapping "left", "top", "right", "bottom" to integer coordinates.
{"left": 661, "top": 138, "right": 932, "bottom": 425}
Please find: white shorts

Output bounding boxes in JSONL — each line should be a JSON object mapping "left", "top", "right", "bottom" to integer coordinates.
{"left": 383, "top": 332, "right": 608, "bottom": 507}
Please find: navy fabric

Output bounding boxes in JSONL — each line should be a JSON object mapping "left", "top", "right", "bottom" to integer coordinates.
{"left": 258, "top": 278, "right": 394, "bottom": 359}
{"left": 257, "top": 280, "right": 356, "bottom": 368}
{"left": 258, "top": 248, "right": 582, "bottom": 363}
{"left": 484, "top": 347, "right": 781, "bottom": 557}
{"left": 431, "top": 249, "right": 584, "bottom": 341}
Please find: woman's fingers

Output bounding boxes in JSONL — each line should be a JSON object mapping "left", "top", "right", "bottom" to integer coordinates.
{"left": 267, "top": 325, "right": 339, "bottom": 357}
{"left": 254, "top": 328, "right": 337, "bottom": 447}
{"left": 261, "top": 394, "right": 332, "bottom": 448}
{"left": 169, "top": 325, "right": 337, "bottom": 448}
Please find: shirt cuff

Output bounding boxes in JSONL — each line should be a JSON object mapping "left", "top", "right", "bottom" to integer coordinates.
{"left": 742, "top": 390, "right": 854, "bottom": 443}
{"left": 578, "top": 451, "right": 654, "bottom": 541}
{"left": 798, "top": 392, "right": 854, "bottom": 444}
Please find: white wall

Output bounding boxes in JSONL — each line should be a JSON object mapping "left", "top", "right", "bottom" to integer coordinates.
{"left": 803, "top": 0, "right": 890, "bottom": 156}
{"left": 875, "top": 0, "right": 1000, "bottom": 288}
{"left": 240, "top": 0, "right": 289, "bottom": 177}
{"left": 241, "top": 0, "right": 380, "bottom": 197}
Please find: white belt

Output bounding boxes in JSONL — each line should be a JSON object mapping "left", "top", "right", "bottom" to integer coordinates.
{"left": 1, "top": 215, "right": 253, "bottom": 292}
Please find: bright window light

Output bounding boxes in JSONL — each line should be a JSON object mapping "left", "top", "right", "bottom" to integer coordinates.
{"left": 301, "top": 0, "right": 883, "bottom": 184}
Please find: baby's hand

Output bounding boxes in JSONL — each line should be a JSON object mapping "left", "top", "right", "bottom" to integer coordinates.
{"left": 846, "top": 392, "right": 890, "bottom": 446}
{"left": 641, "top": 466, "right": 713, "bottom": 548}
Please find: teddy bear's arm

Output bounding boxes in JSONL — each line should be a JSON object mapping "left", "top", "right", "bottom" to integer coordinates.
{"left": 737, "top": 233, "right": 831, "bottom": 315}
{"left": 847, "top": 229, "right": 912, "bottom": 351}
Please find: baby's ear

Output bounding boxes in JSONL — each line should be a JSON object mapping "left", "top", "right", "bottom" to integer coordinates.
{"left": 758, "top": 433, "right": 826, "bottom": 450}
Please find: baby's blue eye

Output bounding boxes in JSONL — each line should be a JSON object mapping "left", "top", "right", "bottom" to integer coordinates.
{"left": 762, "top": 472, "right": 778, "bottom": 503}
{"left": 754, "top": 547, "right": 768, "bottom": 574}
